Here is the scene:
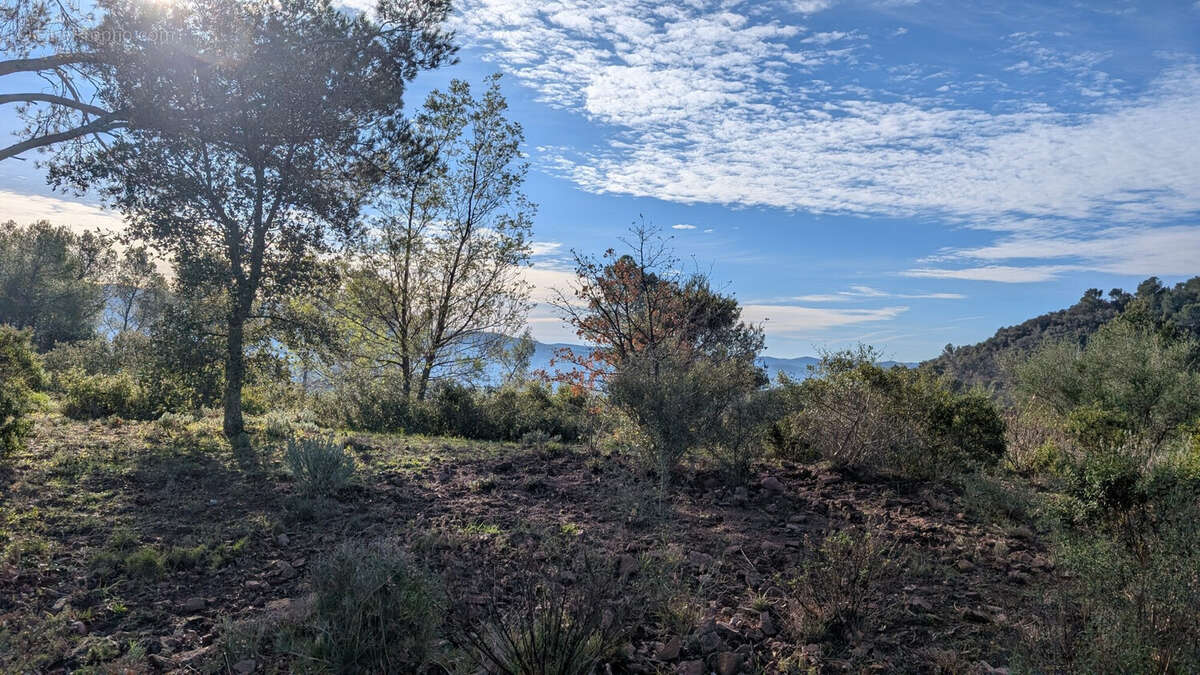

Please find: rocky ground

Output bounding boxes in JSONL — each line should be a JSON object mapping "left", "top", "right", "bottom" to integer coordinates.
{"left": 1, "top": 413, "right": 1053, "bottom": 673}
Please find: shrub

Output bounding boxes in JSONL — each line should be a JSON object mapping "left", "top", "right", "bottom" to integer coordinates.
{"left": 785, "top": 525, "right": 897, "bottom": 644}
{"left": 1024, "top": 482, "right": 1200, "bottom": 672}
{"left": 1014, "top": 313, "right": 1200, "bottom": 462}
{"left": 788, "top": 347, "right": 1006, "bottom": 478}
{"left": 607, "top": 349, "right": 765, "bottom": 490}
{"left": 123, "top": 546, "right": 165, "bottom": 580}
{"left": 305, "top": 539, "right": 443, "bottom": 672}
{"left": 60, "top": 370, "right": 156, "bottom": 420}
{"left": 283, "top": 435, "right": 355, "bottom": 497}
{"left": 455, "top": 569, "right": 625, "bottom": 675}
{"left": 0, "top": 326, "right": 45, "bottom": 455}
{"left": 315, "top": 377, "right": 596, "bottom": 443}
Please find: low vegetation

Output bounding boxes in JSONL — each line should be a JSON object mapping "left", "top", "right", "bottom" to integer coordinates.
{"left": 0, "top": 7, "right": 1197, "bottom": 666}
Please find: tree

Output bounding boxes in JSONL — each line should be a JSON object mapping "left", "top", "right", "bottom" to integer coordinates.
{"left": 553, "top": 223, "right": 764, "bottom": 386}
{"left": 107, "top": 245, "right": 167, "bottom": 334}
{"left": 337, "top": 75, "right": 533, "bottom": 400}
{"left": 556, "top": 225, "right": 766, "bottom": 485}
{"left": 48, "top": 0, "right": 455, "bottom": 441}
{"left": 0, "top": 220, "right": 112, "bottom": 349}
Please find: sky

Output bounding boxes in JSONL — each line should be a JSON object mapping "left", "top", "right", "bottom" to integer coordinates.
{"left": 3, "top": 0, "right": 1200, "bottom": 361}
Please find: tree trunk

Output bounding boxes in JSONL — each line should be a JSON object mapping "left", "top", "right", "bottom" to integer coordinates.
{"left": 223, "top": 310, "right": 246, "bottom": 442}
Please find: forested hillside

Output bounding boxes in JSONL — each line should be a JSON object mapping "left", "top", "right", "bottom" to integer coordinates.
{"left": 925, "top": 276, "right": 1200, "bottom": 394}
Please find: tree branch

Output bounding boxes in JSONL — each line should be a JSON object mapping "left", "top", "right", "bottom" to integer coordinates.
{"left": 0, "top": 92, "right": 110, "bottom": 117}
{"left": 0, "top": 112, "right": 124, "bottom": 160}
{"left": 0, "top": 52, "right": 104, "bottom": 77}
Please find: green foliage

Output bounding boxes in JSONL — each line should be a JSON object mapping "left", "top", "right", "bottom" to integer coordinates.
{"left": 283, "top": 435, "right": 355, "bottom": 497}
{"left": 1025, "top": 481, "right": 1200, "bottom": 672}
{"left": 607, "top": 348, "right": 766, "bottom": 488}
{"left": 305, "top": 539, "right": 443, "bottom": 672}
{"left": 1067, "top": 450, "right": 1145, "bottom": 516}
{"left": 1015, "top": 311, "right": 1200, "bottom": 460}
{"left": 786, "top": 347, "right": 1006, "bottom": 478}
{"left": 0, "top": 326, "right": 45, "bottom": 455}
{"left": 335, "top": 74, "right": 535, "bottom": 403}
{"left": 59, "top": 370, "right": 157, "bottom": 420}
{"left": 0, "top": 221, "right": 113, "bottom": 350}
{"left": 455, "top": 571, "right": 624, "bottom": 675}
{"left": 318, "top": 379, "right": 595, "bottom": 443}
{"left": 123, "top": 546, "right": 165, "bottom": 579}
{"left": 786, "top": 525, "right": 897, "bottom": 644}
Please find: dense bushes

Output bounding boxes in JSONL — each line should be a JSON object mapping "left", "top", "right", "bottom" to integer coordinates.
{"left": 607, "top": 349, "right": 769, "bottom": 486}
{"left": 0, "top": 326, "right": 45, "bottom": 455}
{"left": 774, "top": 347, "right": 1006, "bottom": 478}
{"left": 1008, "top": 307, "right": 1200, "bottom": 672}
{"left": 60, "top": 370, "right": 157, "bottom": 420}
{"left": 317, "top": 377, "right": 596, "bottom": 442}
{"left": 1014, "top": 313, "right": 1200, "bottom": 460}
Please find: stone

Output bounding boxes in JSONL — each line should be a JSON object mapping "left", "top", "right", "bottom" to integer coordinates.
{"left": 906, "top": 595, "right": 932, "bottom": 612}
{"left": 274, "top": 561, "right": 297, "bottom": 580}
{"left": 52, "top": 596, "right": 69, "bottom": 611}
{"left": 1008, "top": 570, "right": 1031, "bottom": 585}
{"left": 174, "top": 645, "right": 215, "bottom": 668}
{"left": 181, "top": 597, "right": 206, "bottom": 612}
{"left": 955, "top": 559, "right": 975, "bottom": 572}
{"left": 617, "top": 554, "right": 639, "bottom": 578}
{"left": 677, "top": 660, "right": 705, "bottom": 675}
{"left": 962, "top": 607, "right": 992, "bottom": 624}
{"left": 232, "top": 659, "right": 256, "bottom": 674}
{"left": 657, "top": 636, "right": 682, "bottom": 661}
{"left": 759, "top": 612, "right": 777, "bottom": 636}
{"left": 276, "top": 533, "right": 289, "bottom": 547}
{"left": 698, "top": 629, "right": 723, "bottom": 654}
{"left": 760, "top": 476, "right": 785, "bottom": 493}
{"left": 70, "top": 620, "right": 87, "bottom": 635}
{"left": 715, "top": 651, "right": 741, "bottom": 675}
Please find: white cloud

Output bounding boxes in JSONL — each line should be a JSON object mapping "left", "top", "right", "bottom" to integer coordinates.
{"left": 911, "top": 224, "right": 1200, "bottom": 281}
{"left": 671, "top": 223, "right": 697, "bottom": 230}
{"left": 789, "top": 285, "right": 966, "bottom": 300}
{"left": 904, "top": 265, "right": 1074, "bottom": 283}
{"left": 792, "top": 0, "right": 835, "bottom": 14}
{"left": 455, "top": 2, "right": 1200, "bottom": 235}
{"left": 741, "top": 304, "right": 909, "bottom": 335}
{"left": 530, "top": 240, "right": 564, "bottom": 256}
{"left": 0, "top": 191, "right": 123, "bottom": 233}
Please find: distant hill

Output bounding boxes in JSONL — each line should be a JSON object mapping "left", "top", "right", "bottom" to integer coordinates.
{"left": 923, "top": 276, "right": 1200, "bottom": 395}
{"left": 525, "top": 341, "right": 914, "bottom": 383}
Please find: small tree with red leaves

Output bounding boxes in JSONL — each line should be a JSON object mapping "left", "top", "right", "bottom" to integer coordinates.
{"left": 553, "top": 224, "right": 766, "bottom": 487}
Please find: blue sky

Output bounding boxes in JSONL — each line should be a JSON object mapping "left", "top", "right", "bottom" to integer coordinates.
{"left": 3, "top": 0, "right": 1200, "bottom": 361}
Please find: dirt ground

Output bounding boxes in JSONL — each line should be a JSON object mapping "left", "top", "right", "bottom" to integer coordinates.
{"left": 1, "top": 413, "right": 1053, "bottom": 673}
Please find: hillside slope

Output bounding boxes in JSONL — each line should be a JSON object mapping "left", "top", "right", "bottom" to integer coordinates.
{"left": 924, "top": 276, "right": 1200, "bottom": 394}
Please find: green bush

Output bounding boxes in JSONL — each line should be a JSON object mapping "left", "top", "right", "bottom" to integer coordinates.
{"left": 315, "top": 378, "right": 596, "bottom": 443}
{"left": 607, "top": 349, "right": 766, "bottom": 489}
{"left": 786, "top": 347, "right": 1006, "bottom": 478}
{"left": 283, "top": 435, "right": 355, "bottom": 497}
{"left": 0, "top": 326, "right": 45, "bottom": 455}
{"left": 785, "top": 525, "right": 897, "bottom": 644}
{"left": 60, "top": 370, "right": 157, "bottom": 420}
{"left": 1014, "top": 312, "right": 1200, "bottom": 461}
{"left": 1025, "top": 481, "right": 1200, "bottom": 672}
{"left": 305, "top": 539, "right": 443, "bottom": 672}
